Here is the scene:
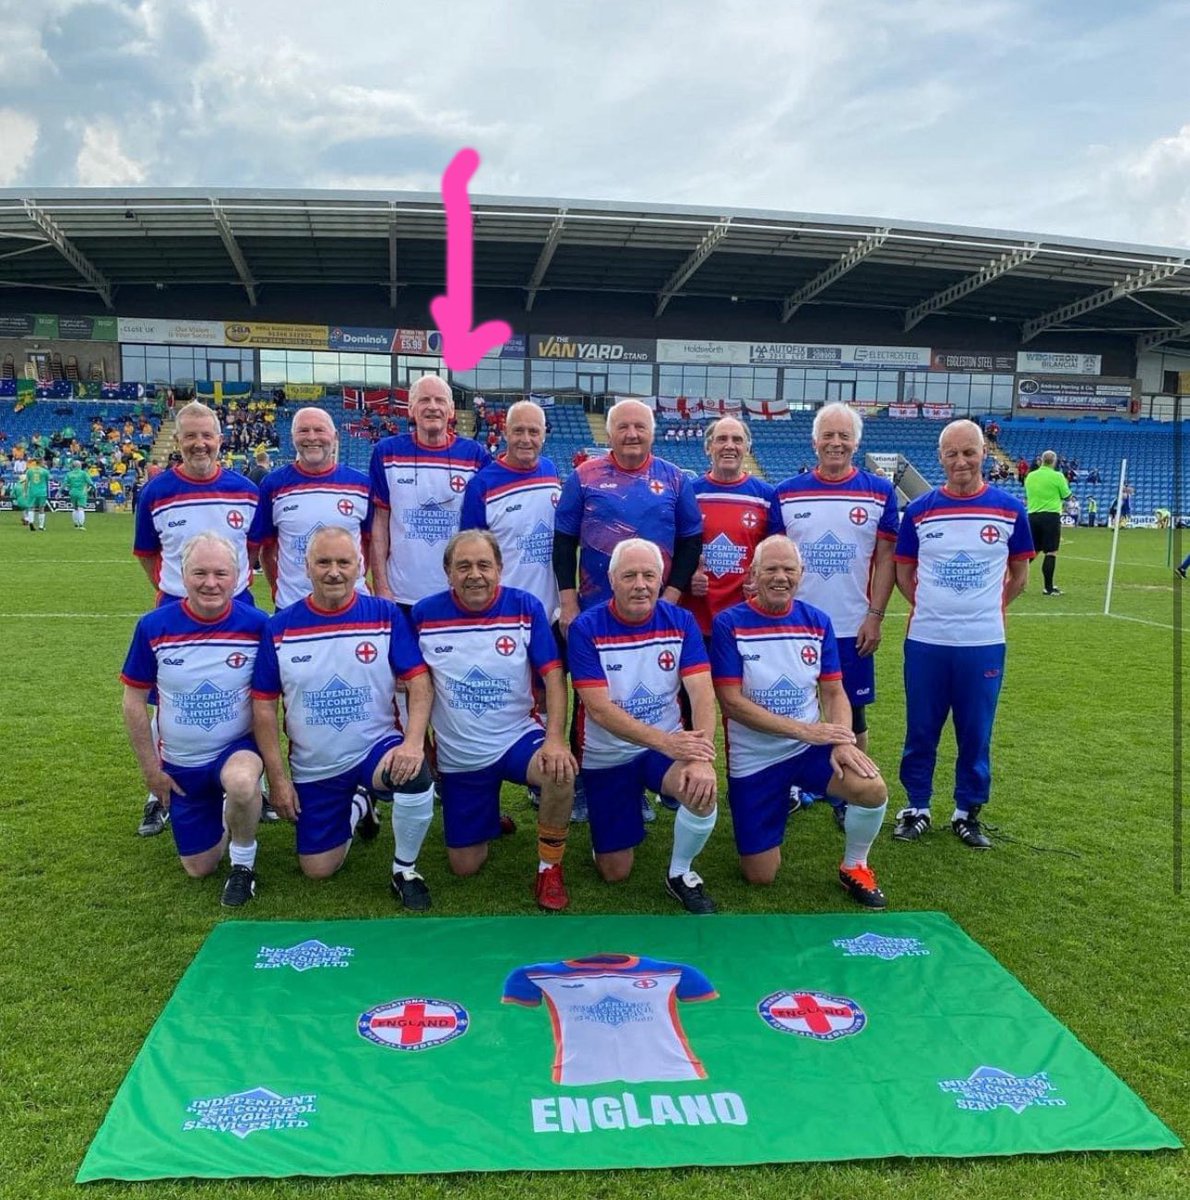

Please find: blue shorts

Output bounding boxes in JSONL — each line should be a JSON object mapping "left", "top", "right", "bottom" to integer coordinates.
{"left": 582, "top": 749, "right": 677, "bottom": 855}
{"left": 727, "top": 745, "right": 836, "bottom": 856}
{"left": 293, "top": 734, "right": 403, "bottom": 856}
{"left": 836, "top": 636, "right": 876, "bottom": 708}
{"left": 162, "top": 736, "right": 260, "bottom": 857}
{"left": 439, "top": 729, "right": 544, "bottom": 848}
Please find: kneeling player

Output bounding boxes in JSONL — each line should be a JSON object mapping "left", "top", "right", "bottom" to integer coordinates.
{"left": 711, "top": 535, "right": 889, "bottom": 908}
{"left": 569, "top": 539, "right": 720, "bottom": 914}
{"left": 411, "top": 531, "right": 577, "bottom": 910}
{"left": 251, "top": 526, "right": 437, "bottom": 909}
{"left": 120, "top": 532, "right": 268, "bottom": 906}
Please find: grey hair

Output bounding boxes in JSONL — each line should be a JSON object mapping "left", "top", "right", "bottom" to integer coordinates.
{"left": 1041, "top": 449, "right": 1057, "bottom": 466}
{"left": 811, "top": 401, "right": 862, "bottom": 445}
{"left": 938, "top": 418, "right": 985, "bottom": 450}
{"left": 505, "top": 399, "right": 546, "bottom": 430}
{"left": 704, "top": 416, "right": 751, "bottom": 455}
{"left": 443, "top": 528, "right": 503, "bottom": 572}
{"left": 608, "top": 399, "right": 655, "bottom": 435}
{"left": 180, "top": 530, "right": 238, "bottom": 575}
{"left": 608, "top": 537, "right": 664, "bottom": 577}
{"left": 174, "top": 401, "right": 221, "bottom": 435}
{"left": 305, "top": 524, "right": 357, "bottom": 563}
{"left": 751, "top": 534, "right": 803, "bottom": 574}
{"left": 409, "top": 375, "right": 454, "bottom": 407}
{"left": 290, "top": 406, "right": 337, "bottom": 440}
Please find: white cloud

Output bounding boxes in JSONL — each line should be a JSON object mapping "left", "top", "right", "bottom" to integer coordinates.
{"left": 0, "top": 109, "right": 39, "bottom": 184}
{"left": 1116, "top": 124, "right": 1190, "bottom": 246}
{"left": 75, "top": 121, "right": 147, "bottom": 185}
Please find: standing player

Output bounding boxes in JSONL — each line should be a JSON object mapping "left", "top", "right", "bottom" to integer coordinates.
{"left": 554, "top": 399, "right": 703, "bottom": 628}
{"left": 893, "top": 420, "right": 1033, "bottom": 850}
{"left": 12, "top": 471, "right": 31, "bottom": 529}
{"left": 23, "top": 453, "right": 50, "bottom": 531}
{"left": 411, "top": 531, "right": 577, "bottom": 910}
{"left": 1023, "top": 450, "right": 1071, "bottom": 596}
{"left": 63, "top": 458, "right": 94, "bottom": 530}
{"left": 711, "top": 536, "right": 889, "bottom": 907}
{"left": 568, "top": 539, "right": 720, "bottom": 914}
{"left": 134, "top": 402, "right": 258, "bottom": 605}
{"left": 251, "top": 526, "right": 438, "bottom": 907}
{"left": 459, "top": 400, "right": 561, "bottom": 622}
{"left": 368, "top": 375, "right": 490, "bottom": 609}
{"left": 770, "top": 402, "right": 898, "bottom": 826}
{"left": 684, "top": 416, "right": 776, "bottom": 637}
{"left": 248, "top": 406, "right": 371, "bottom": 609}
{"left": 119, "top": 532, "right": 268, "bottom": 906}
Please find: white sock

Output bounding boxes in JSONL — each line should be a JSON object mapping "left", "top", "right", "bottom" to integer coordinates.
{"left": 392, "top": 784, "right": 434, "bottom": 873}
{"left": 37, "top": 513, "right": 45, "bottom": 528}
{"left": 668, "top": 805, "right": 717, "bottom": 877}
{"left": 842, "top": 801, "right": 887, "bottom": 869}
{"left": 229, "top": 840, "right": 257, "bottom": 869}
{"left": 952, "top": 807, "right": 970, "bottom": 822}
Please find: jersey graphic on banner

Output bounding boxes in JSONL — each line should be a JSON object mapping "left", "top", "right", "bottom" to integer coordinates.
{"left": 502, "top": 953, "right": 718, "bottom": 1086}
{"left": 358, "top": 998, "right": 470, "bottom": 1052}
{"left": 757, "top": 991, "right": 866, "bottom": 1040}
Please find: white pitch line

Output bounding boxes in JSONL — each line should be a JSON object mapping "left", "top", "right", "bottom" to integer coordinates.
{"left": 0, "top": 612, "right": 145, "bottom": 618}
{"left": 1063, "top": 554, "right": 1173, "bottom": 569}
{"left": 1105, "top": 612, "right": 1179, "bottom": 632}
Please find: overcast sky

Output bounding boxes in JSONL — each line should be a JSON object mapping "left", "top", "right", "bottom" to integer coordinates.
{"left": 1, "top": 0, "right": 1188, "bottom": 247}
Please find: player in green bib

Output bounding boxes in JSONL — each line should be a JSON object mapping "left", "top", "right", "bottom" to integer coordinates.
{"left": 63, "top": 459, "right": 94, "bottom": 530}
{"left": 23, "top": 455, "right": 50, "bottom": 532}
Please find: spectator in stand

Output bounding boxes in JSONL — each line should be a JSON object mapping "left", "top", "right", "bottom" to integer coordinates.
{"left": 571, "top": 447, "right": 589, "bottom": 469}
{"left": 1017, "top": 457, "right": 1029, "bottom": 485}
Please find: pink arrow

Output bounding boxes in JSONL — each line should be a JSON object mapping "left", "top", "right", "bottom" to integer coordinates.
{"left": 430, "top": 148, "right": 512, "bottom": 371}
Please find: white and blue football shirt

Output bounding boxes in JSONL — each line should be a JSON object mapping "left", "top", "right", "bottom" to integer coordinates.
{"left": 368, "top": 433, "right": 491, "bottom": 605}
{"left": 770, "top": 467, "right": 899, "bottom": 637}
{"left": 895, "top": 484, "right": 1033, "bottom": 647}
{"left": 248, "top": 462, "right": 372, "bottom": 608}
{"left": 133, "top": 465, "right": 258, "bottom": 598}
{"left": 710, "top": 599, "right": 842, "bottom": 777}
{"left": 251, "top": 593, "right": 426, "bottom": 781}
{"left": 568, "top": 599, "right": 709, "bottom": 769}
{"left": 459, "top": 455, "right": 562, "bottom": 621}
{"left": 120, "top": 600, "right": 268, "bottom": 766}
{"left": 409, "top": 587, "right": 561, "bottom": 773}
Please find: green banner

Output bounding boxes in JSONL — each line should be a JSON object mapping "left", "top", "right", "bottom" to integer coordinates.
{"left": 77, "top": 913, "right": 1179, "bottom": 1181}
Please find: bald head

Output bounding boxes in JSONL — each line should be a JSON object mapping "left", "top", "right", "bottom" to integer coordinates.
{"left": 291, "top": 406, "right": 338, "bottom": 470}
{"left": 607, "top": 400, "right": 655, "bottom": 469}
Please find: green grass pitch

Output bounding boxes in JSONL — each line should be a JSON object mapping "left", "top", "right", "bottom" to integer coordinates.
{"left": 0, "top": 512, "right": 1185, "bottom": 1198}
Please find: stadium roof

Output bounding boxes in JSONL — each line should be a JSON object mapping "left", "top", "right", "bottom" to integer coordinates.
{"left": 1, "top": 188, "right": 1189, "bottom": 354}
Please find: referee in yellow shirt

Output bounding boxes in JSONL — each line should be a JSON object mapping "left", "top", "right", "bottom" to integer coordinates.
{"left": 1024, "top": 450, "right": 1071, "bottom": 595}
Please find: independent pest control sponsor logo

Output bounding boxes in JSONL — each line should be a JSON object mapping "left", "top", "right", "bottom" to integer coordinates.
{"left": 183, "top": 1087, "right": 316, "bottom": 1138}
{"left": 358, "top": 997, "right": 469, "bottom": 1050}
{"left": 255, "top": 939, "right": 354, "bottom": 971}
{"left": 938, "top": 1066, "right": 1066, "bottom": 1113}
{"left": 832, "top": 932, "right": 929, "bottom": 960}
